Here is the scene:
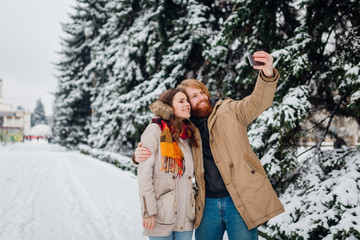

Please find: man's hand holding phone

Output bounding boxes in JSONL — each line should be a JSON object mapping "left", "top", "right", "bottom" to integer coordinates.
{"left": 248, "top": 51, "right": 274, "bottom": 77}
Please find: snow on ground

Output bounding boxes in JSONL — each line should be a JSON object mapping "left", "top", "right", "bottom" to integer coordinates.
{"left": 0, "top": 142, "right": 243, "bottom": 240}
{"left": 0, "top": 142, "right": 146, "bottom": 240}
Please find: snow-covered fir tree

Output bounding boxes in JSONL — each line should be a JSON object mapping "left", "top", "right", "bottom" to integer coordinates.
{"left": 83, "top": 0, "right": 214, "bottom": 153}
{"left": 31, "top": 98, "right": 47, "bottom": 126}
{"left": 54, "top": 0, "right": 360, "bottom": 238}
{"left": 53, "top": 0, "right": 108, "bottom": 147}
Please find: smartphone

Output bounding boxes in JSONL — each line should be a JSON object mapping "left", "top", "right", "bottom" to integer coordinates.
{"left": 247, "top": 53, "right": 265, "bottom": 66}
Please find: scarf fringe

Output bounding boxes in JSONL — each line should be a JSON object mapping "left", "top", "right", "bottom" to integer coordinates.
{"left": 161, "top": 156, "right": 185, "bottom": 178}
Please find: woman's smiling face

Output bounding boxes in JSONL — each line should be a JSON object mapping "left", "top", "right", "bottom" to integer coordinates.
{"left": 172, "top": 92, "right": 191, "bottom": 120}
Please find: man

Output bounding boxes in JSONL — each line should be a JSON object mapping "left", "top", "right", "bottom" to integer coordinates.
{"left": 134, "top": 51, "right": 284, "bottom": 239}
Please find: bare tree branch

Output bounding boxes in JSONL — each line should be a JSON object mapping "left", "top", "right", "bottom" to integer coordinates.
{"left": 316, "top": 92, "right": 348, "bottom": 152}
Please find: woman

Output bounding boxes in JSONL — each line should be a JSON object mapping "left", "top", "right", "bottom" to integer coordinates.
{"left": 137, "top": 88, "right": 198, "bottom": 240}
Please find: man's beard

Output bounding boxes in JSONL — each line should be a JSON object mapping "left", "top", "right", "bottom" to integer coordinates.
{"left": 192, "top": 99, "right": 213, "bottom": 118}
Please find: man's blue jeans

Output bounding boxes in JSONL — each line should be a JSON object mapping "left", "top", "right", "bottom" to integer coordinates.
{"left": 195, "top": 196, "right": 258, "bottom": 240}
{"left": 149, "top": 231, "right": 193, "bottom": 240}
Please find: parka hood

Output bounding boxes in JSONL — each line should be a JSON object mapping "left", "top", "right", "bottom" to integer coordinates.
{"left": 149, "top": 100, "right": 173, "bottom": 121}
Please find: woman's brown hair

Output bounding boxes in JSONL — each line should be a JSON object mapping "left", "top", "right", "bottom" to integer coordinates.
{"left": 158, "top": 88, "right": 199, "bottom": 148}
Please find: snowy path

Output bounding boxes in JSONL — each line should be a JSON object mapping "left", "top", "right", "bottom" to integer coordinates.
{"left": 0, "top": 142, "right": 146, "bottom": 240}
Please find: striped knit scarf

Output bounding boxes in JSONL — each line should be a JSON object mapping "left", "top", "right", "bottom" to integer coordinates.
{"left": 152, "top": 118, "right": 192, "bottom": 178}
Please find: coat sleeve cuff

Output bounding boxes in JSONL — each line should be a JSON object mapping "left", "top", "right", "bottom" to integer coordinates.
{"left": 143, "top": 207, "right": 157, "bottom": 217}
{"left": 132, "top": 153, "right": 139, "bottom": 165}
{"left": 259, "top": 68, "right": 279, "bottom": 82}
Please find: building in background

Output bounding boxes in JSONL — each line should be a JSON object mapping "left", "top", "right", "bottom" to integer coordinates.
{"left": 300, "top": 110, "right": 360, "bottom": 148}
{"left": 0, "top": 79, "right": 31, "bottom": 142}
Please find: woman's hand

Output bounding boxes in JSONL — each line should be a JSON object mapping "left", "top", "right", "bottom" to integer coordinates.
{"left": 143, "top": 215, "right": 155, "bottom": 230}
{"left": 252, "top": 51, "right": 274, "bottom": 77}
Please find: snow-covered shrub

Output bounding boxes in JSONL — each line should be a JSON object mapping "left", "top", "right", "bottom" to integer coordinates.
{"left": 78, "top": 144, "right": 137, "bottom": 175}
{"left": 264, "top": 147, "right": 360, "bottom": 240}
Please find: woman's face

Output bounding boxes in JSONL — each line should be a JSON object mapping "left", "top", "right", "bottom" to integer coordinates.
{"left": 172, "top": 92, "right": 191, "bottom": 120}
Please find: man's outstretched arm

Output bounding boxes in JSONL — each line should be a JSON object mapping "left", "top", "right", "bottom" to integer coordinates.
{"left": 228, "top": 51, "right": 279, "bottom": 125}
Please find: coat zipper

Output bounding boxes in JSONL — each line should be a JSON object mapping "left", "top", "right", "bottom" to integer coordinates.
{"left": 143, "top": 196, "right": 148, "bottom": 216}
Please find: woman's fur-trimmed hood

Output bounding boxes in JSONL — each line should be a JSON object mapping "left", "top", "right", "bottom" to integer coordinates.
{"left": 149, "top": 100, "right": 173, "bottom": 121}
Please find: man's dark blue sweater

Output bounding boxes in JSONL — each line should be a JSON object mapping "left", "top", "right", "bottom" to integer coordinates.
{"left": 190, "top": 98, "right": 230, "bottom": 198}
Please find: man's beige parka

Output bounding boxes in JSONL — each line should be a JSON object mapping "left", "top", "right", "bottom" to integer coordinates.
{"left": 191, "top": 69, "right": 285, "bottom": 230}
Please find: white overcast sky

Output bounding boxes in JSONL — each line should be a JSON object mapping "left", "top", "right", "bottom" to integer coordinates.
{"left": 0, "top": 0, "right": 76, "bottom": 115}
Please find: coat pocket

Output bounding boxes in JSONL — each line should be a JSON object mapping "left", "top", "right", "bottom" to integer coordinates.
{"left": 243, "top": 154, "right": 267, "bottom": 178}
{"left": 234, "top": 157, "right": 279, "bottom": 222}
{"left": 156, "top": 190, "right": 176, "bottom": 224}
{"left": 187, "top": 189, "right": 196, "bottom": 221}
